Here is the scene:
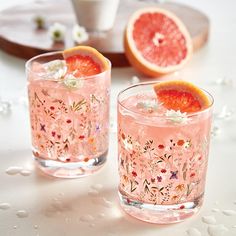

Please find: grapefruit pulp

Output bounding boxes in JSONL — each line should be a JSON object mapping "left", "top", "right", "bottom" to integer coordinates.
{"left": 153, "top": 80, "right": 211, "bottom": 113}
{"left": 63, "top": 46, "right": 109, "bottom": 77}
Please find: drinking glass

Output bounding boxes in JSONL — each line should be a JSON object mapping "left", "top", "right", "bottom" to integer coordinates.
{"left": 26, "top": 52, "right": 111, "bottom": 178}
{"left": 117, "top": 82, "right": 213, "bottom": 223}
{"left": 71, "top": 0, "right": 120, "bottom": 32}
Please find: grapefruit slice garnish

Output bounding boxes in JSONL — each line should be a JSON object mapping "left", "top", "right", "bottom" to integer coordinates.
{"left": 124, "top": 8, "right": 192, "bottom": 77}
{"left": 154, "top": 80, "right": 211, "bottom": 113}
{"left": 63, "top": 46, "right": 109, "bottom": 77}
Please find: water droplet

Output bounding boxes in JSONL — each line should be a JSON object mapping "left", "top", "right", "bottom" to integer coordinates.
{"left": 18, "top": 95, "right": 28, "bottom": 108}
{"left": 211, "top": 125, "right": 221, "bottom": 137}
{"left": 98, "top": 213, "right": 105, "bottom": 218}
{"left": 88, "top": 189, "right": 99, "bottom": 196}
{"left": 212, "top": 208, "right": 221, "bottom": 213}
{"left": 0, "top": 202, "right": 11, "bottom": 210}
{"left": 0, "top": 99, "right": 11, "bottom": 115}
{"left": 20, "top": 169, "right": 31, "bottom": 176}
{"left": 13, "top": 225, "right": 18, "bottom": 229}
{"left": 186, "top": 228, "right": 202, "bottom": 236}
{"left": 34, "top": 225, "right": 38, "bottom": 229}
{"left": 5, "top": 166, "right": 23, "bottom": 175}
{"left": 16, "top": 210, "right": 29, "bottom": 218}
{"left": 91, "top": 184, "right": 103, "bottom": 191}
{"left": 222, "top": 210, "right": 236, "bottom": 216}
{"left": 232, "top": 225, "right": 236, "bottom": 228}
{"left": 80, "top": 214, "right": 95, "bottom": 222}
{"left": 202, "top": 215, "right": 217, "bottom": 225}
{"left": 215, "top": 106, "right": 234, "bottom": 120}
{"left": 51, "top": 200, "right": 64, "bottom": 211}
{"left": 207, "top": 224, "right": 228, "bottom": 236}
{"left": 93, "top": 197, "right": 113, "bottom": 208}
{"left": 215, "top": 77, "right": 234, "bottom": 86}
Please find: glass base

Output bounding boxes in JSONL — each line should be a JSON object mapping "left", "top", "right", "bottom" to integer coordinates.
{"left": 119, "top": 190, "right": 203, "bottom": 224}
{"left": 35, "top": 151, "right": 107, "bottom": 178}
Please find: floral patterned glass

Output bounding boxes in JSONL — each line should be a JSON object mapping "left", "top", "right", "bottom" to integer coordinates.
{"left": 26, "top": 52, "right": 111, "bottom": 178}
{"left": 117, "top": 82, "right": 213, "bottom": 224}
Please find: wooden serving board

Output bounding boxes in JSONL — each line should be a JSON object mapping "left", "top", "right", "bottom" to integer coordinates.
{"left": 0, "top": 0, "right": 209, "bottom": 67}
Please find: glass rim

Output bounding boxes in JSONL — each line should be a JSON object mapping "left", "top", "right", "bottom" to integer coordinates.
{"left": 117, "top": 81, "right": 214, "bottom": 118}
{"left": 25, "top": 51, "right": 111, "bottom": 80}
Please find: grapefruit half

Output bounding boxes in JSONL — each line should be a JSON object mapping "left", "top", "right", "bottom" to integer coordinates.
{"left": 125, "top": 8, "right": 193, "bottom": 77}
{"left": 63, "top": 46, "right": 109, "bottom": 77}
{"left": 154, "top": 80, "right": 211, "bottom": 113}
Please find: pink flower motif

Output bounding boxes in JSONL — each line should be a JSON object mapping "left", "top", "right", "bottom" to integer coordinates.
{"left": 161, "top": 169, "right": 167, "bottom": 173}
{"left": 190, "top": 173, "right": 195, "bottom": 178}
{"left": 132, "top": 171, "right": 137, "bottom": 177}
{"left": 157, "top": 176, "right": 162, "bottom": 182}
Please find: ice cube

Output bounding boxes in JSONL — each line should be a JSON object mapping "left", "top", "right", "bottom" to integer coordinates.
{"left": 136, "top": 100, "right": 158, "bottom": 113}
{"left": 43, "top": 60, "right": 67, "bottom": 80}
{"left": 63, "top": 74, "right": 83, "bottom": 89}
{"left": 165, "top": 109, "right": 190, "bottom": 124}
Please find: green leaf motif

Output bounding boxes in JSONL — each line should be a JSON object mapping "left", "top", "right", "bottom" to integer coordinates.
{"left": 71, "top": 99, "right": 87, "bottom": 112}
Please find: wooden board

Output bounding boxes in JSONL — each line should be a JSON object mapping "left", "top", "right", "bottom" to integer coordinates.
{"left": 0, "top": 0, "right": 209, "bottom": 67}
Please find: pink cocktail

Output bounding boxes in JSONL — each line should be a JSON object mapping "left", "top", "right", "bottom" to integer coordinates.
{"left": 26, "top": 50, "right": 111, "bottom": 178}
{"left": 117, "top": 81, "right": 213, "bottom": 223}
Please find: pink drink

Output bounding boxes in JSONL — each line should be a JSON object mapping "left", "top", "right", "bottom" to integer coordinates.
{"left": 26, "top": 52, "right": 111, "bottom": 178}
{"left": 117, "top": 82, "right": 213, "bottom": 224}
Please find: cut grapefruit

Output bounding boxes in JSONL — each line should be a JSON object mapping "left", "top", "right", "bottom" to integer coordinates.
{"left": 63, "top": 46, "right": 109, "bottom": 77}
{"left": 154, "top": 80, "right": 211, "bottom": 113}
{"left": 124, "top": 8, "right": 192, "bottom": 77}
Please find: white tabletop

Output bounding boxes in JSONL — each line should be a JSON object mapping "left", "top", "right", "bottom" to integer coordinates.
{"left": 0, "top": 0, "right": 236, "bottom": 235}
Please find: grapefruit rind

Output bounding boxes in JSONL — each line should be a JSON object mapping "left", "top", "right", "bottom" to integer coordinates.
{"left": 125, "top": 7, "right": 193, "bottom": 77}
{"left": 153, "top": 80, "right": 211, "bottom": 112}
{"left": 63, "top": 46, "right": 109, "bottom": 72}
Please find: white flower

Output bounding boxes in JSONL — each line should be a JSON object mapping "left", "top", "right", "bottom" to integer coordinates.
{"left": 64, "top": 74, "right": 83, "bottom": 89}
{"left": 49, "top": 23, "right": 66, "bottom": 42}
{"left": 43, "top": 60, "right": 67, "bottom": 80}
{"left": 72, "top": 25, "right": 89, "bottom": 44}
{"left": 165, "top": 109, "right": 190, "bottom": 124}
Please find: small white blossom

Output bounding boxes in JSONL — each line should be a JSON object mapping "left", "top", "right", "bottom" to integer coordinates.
{"left": 43, "top": 60, "right": 67, "bottom": 80}
{"left": 64, "top": 74, "right": 83, "bottom": 89}
{"left": 165, "top": 109, "right": 190, "bottom": 124}
{"left": 49, "top": 23, "right": 66, "bottom": 42}
{"left": 72, "top": 25, "right": 89, "bottom": 44}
